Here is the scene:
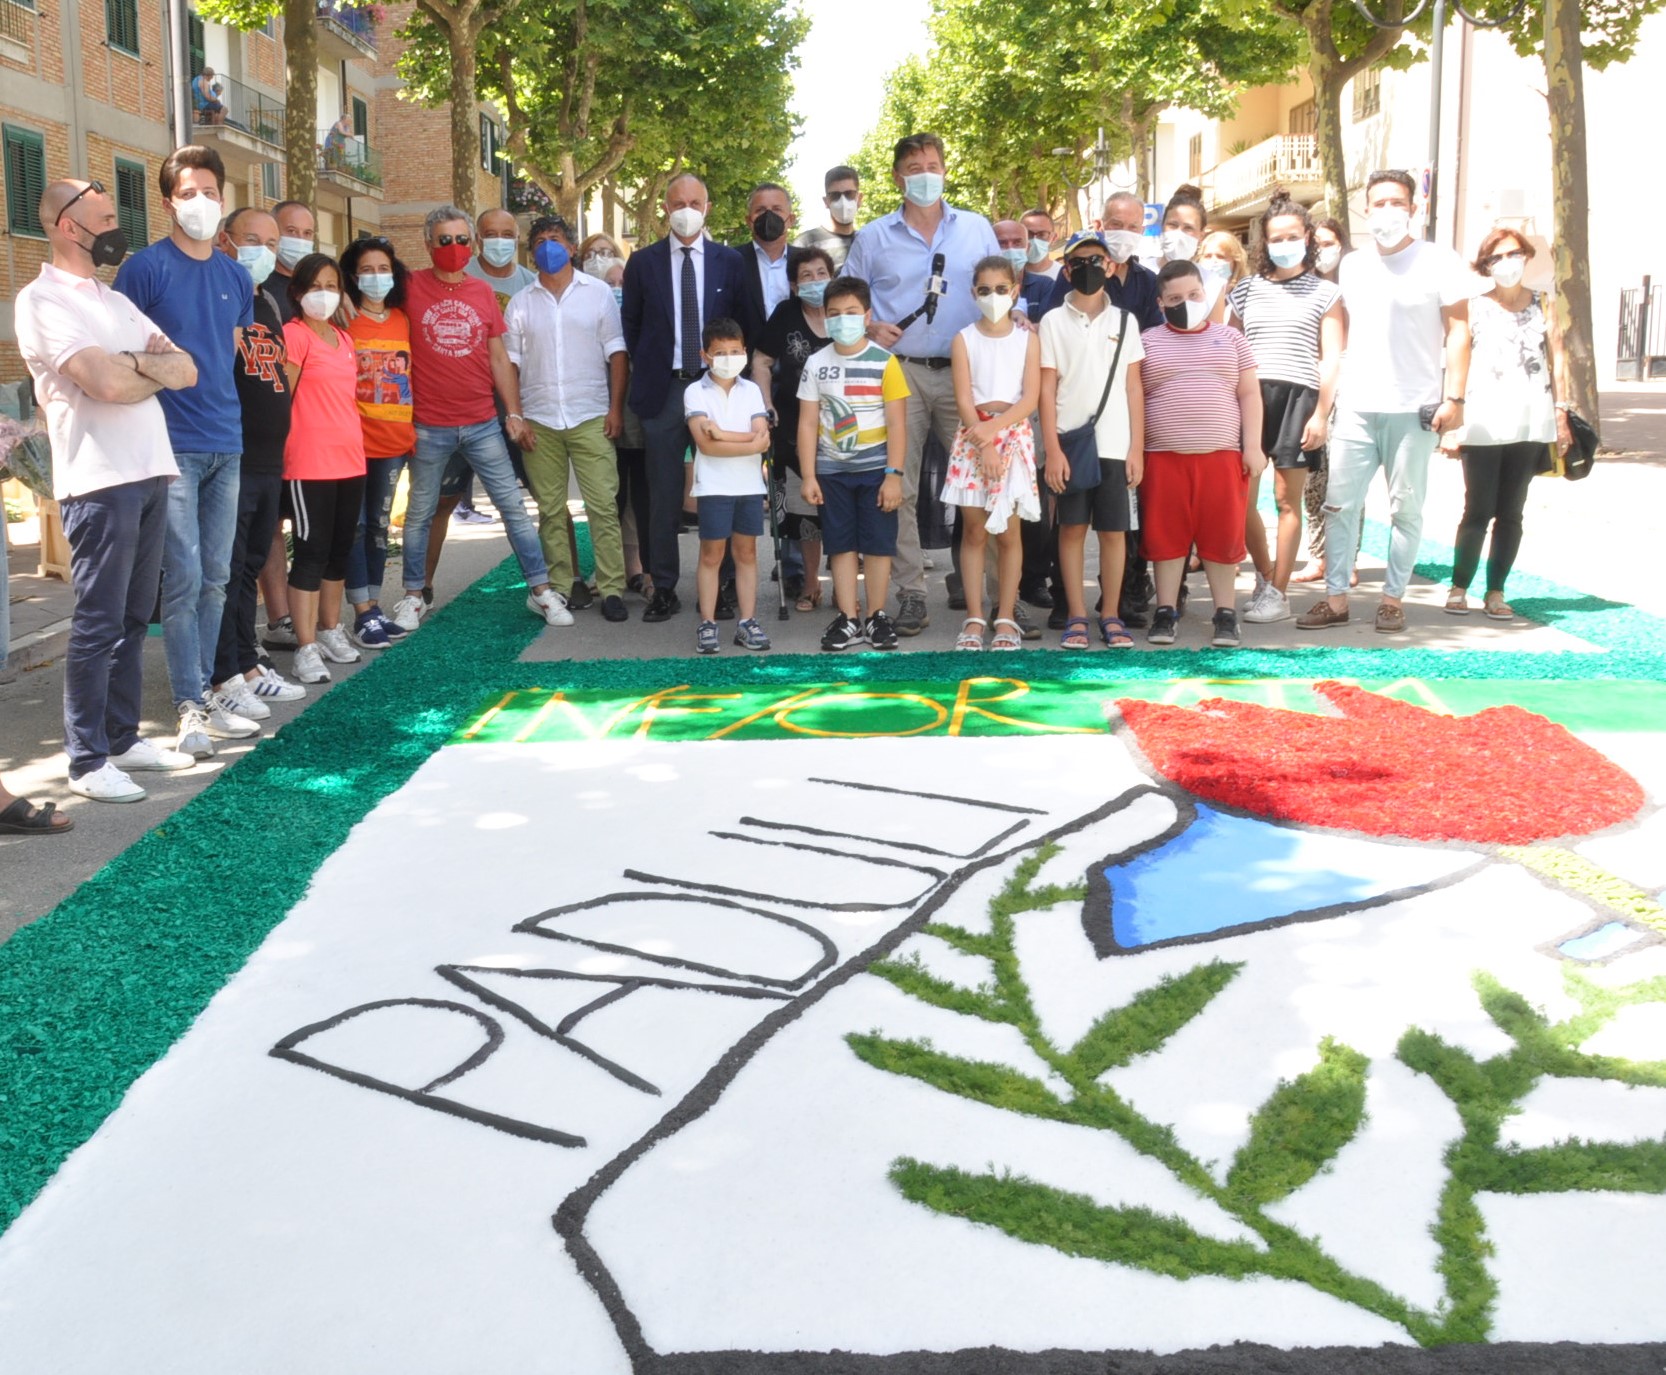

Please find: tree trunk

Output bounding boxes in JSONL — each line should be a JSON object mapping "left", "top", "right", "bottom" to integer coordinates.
{"left": 1544, "top": 0, "right": 1600, "bottom": 424}
{"left": 447, "top": 17, "right": 480, "bottom": 215}
{"left": 282, "top": 0, "right": 318, "bottom": 209}
{"left": 555, "top": 149, "right": 582, "bottom": 225}
{"left": 1310, "top": 45, "right": 1350, "bottom": 220}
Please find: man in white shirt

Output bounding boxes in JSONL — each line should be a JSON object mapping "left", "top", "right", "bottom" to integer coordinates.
{"left": 794, "top": 166, "right": 861, "bottom": 271}
{"left": 504, "top": 214, "right": 630, "bottom": 623}
{"left": 1298, "top": 169, "right": 1471, "bottom": 636}
{"left": 14, "top": 179, "right": 198, "bottom": 802}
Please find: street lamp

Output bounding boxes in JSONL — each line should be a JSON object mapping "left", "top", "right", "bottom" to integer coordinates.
{"left": 1351, "top": 0, "right": 1527, "bottom": 241}
{"left": 1049, "top": 128, "right": 1114, "bottom": 227}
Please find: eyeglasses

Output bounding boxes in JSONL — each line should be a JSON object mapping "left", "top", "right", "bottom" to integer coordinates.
{"left": 435, "top": 234, "right": 471, "bottom": 247}
{"left": 56, "top": 180, "right": 105, "bottom": 225}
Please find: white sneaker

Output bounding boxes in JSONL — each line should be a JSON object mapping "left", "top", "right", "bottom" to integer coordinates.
{"left": 1244, "top": 585, "right": 1293, "bottom": 624}
{"left": 315, "top": 626, "right": 362, "bottom": 664}
{"left": 1252, "top": 572, "right": 1269, "bottom": 603}
{"left": 67, "top": 761, "right": 147, "bottom": 803}
{"left": 250, "top": 663, "right": 306, "bottom": 702}
{"left": 390, "top": 594, "right": 426, "bottom": 632}
{"left": 109, "top": 738, "right": 194, "bottom": 772}
{"left": 176, "top": 703, "right": 216, "bottom": 759}
{"left": 205, "top": 695, "right": 262, "bottom": 739}
{"left": 293, "top": 642, "right": 331, "bottom": 684}
{"left": 528, "top": 586, "right": 573, "bottom": 627}
{"left": 212, "top": 679, "right": 270, "bottom": 721}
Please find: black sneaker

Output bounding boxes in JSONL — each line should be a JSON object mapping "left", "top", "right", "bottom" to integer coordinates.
{"left": 1047, "top": 601, "right": 1068, "bottom": 631}
{"left": 1148, "top": 605, "right": 1178, "bottom": 645}
{"left": 945, "top": 572, "right": 966, "bottom": 611}
{"left": 601, "top": 595, "right": 628, "bottom": 623}
{"left": 866, "top": 610, "right": 899, "bottom": 650}
{"left": 1011, "top": 601, "right": 1042, "bottom": 641}
{"left": 567, "top": 579, "right": 595, "bottom": 611}
{"left": 421, "top": 585, "right": 434, "bottom": 607}
{"left": 1211, "top": 608, "right": 1241, "bottom": 648}
{"left": 821, "top": 612, "right": 868, "bottom": 652}
{"left": 894, "top": 591, "right": 929, "bottom": 636}
{"left": 715, "top": 580, "right": 738, "bottom": 621}
{"left": 1020, "top": 582, "right": 1054, "bottom": 609}
{"left": 643, "top": 588, "right": 680, "bottom": 622}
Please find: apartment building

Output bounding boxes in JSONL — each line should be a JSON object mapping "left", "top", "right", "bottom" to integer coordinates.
{"left": 0, "top": 0, "right": 514, "bottom": 384}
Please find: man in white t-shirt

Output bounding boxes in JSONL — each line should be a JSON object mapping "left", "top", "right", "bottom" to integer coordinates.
{"left": 1297, "top": 170, "right": 1471, "bottom": 636}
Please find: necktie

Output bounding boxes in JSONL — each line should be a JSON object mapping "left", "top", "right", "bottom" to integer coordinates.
{"left": 680, "top": 245, "right": 700, "bottom": 373}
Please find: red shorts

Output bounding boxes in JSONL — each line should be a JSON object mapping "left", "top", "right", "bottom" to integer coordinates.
{"left": 1140, "top": 450, "right": 1248, "bottom": 564}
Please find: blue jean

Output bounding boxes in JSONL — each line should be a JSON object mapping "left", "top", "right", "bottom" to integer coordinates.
{"left": 1322, "top": 410, "right": 1436, "bottom": 600}
{"left": 163, "top": 450, "right": 240, "bottom": 707}
{"left": 345, "top": 454, "right": 407, "bottom": 605}
{"left": 60, "top": 477, "right": 169, "bottom": 777}
{"left": 402, "top": 422, "right": 547, "bottom": 591}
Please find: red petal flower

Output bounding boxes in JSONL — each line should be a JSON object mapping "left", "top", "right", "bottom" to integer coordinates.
{"left": 1112, "top": 682, "right": 1644, "bottom": 846}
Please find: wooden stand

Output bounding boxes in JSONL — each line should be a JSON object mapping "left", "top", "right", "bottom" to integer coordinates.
{"left": 37, "top": 497, "right": 71, "bottom": 581}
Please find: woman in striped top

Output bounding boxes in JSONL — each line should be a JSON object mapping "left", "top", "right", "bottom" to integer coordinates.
{"left": 1226, "top": 198, "right": 1345, "bottom": 623}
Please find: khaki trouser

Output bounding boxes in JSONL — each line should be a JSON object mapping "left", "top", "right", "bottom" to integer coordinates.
{"left": 895, "top": 359, "right": 962, "bottom": 600}
{"left": 523, "top": 415, "right": 626, "bottom": 596}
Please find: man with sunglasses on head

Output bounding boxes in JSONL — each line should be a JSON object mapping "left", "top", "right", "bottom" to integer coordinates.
{"left": 15, "top": 179, "right": 200, "bottom": 802}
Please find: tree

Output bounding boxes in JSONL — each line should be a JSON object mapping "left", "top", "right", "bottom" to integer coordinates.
{"left": 408, "top": 0, "right": 527, "bottom": 213}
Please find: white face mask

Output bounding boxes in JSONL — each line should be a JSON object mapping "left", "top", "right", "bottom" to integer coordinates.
{"left": 583, "top": 253, "right": 622, "bottom": 278}
{"left": 975, "top": 291, "right": 1014, "bottom": 323}
{"left": 668, "top": 206, "right": 706, "bottom": 239}
{"left": 828, "top": 195, "right": 858, "bottom": 226}
{"left": 1268, "top": 239, "right": 1307, "bottom": 270}
{"left": 1489, "top": 255, "right": 1526, "bottom": 288}
{"left": 480, "top": 237, "right": 517, "bottom": 268}
{"left": 1104, "top": 230, "right": 1143, "bottom": 264}
{"left": 1315, "top": 244, "right": 1342, "bottom": 274}
{"left": 1160, "top": 229, "right": 1198, "bottom": 262}
{"left": 277, "top": 234, "right": 312, "bottom": 271}
{"left": 902, "top": 172, "right": 944, "bottom": 208}
{"left": 1025, "top": 235, "right": 1051, "bottom": 265}
{"left": 706, "top": 353, "right": 746, "bottom": 380}
{"left": 1368, "top": 206, "right": 1412, "bottom": 248}
{"left": 172, "top": 195, "right": 221, "bottom": 242}
{"left": 301, "top": 289, "right": 341, "bottom": 321}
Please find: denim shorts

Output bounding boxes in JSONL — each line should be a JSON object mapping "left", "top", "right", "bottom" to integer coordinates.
{"left": 697, "top": 493, "right": 765, "bottom": 541}
{"left": 819, "top": 467, "right": 897, "bottom": 557}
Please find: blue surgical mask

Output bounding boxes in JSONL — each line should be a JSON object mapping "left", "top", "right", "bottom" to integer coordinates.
{"left": 902, "top": 172, "right": 944, "bottom": 208}
{"left": 534, "top": 239, "right": 570, "bottom": 275}
{"left": 357, "top": 271, "right": 394, "bottom": 300}
{"left": 277, "top": 235, "right": 311, "bottom": 271}
{"left": 1268, "top": 240, "right": 1307, "bottom": 270}
{"left": 237, "top": 244, "right": 276, "bottom": 286}
{"left": 1001, "top": 248, "right": 1028, "bottom": 274}
{"left": 797, "top": 279, "right": 828, "bottom": 307}
{"left": 1025, "top": 235, "right": 1051, "bottom": 265}
{"left": 481, "top": 237, "right": 518, "bottom": 268}
{"left": 826, "top": 314, "right": 866, "bottom": 346}
{"left": 612, "top": 285, "right": 624, "bottom": 308}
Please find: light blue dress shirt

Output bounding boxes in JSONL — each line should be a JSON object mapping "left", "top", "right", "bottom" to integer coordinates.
{"left": 844, "top": 204, "right": 1000, "bottom": 359}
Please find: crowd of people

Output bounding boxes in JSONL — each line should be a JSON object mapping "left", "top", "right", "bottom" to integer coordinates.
{"left": 0, "top": 130, "right": 1579, "bottom": 823}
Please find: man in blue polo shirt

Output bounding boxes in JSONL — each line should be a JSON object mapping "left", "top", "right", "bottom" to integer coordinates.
{"left": 114, "top": 144, "right": 258, "bottom": 759}
{"left": 844, "top": 132, "right": 1000, "bottom": 636}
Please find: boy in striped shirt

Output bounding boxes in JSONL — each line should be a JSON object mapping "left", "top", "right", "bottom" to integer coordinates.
{"left": 1140, "top": 260, "right": 1265, "bottom": 647}
{"left": 797, "top": 276, "right": 911, "bottom": 651}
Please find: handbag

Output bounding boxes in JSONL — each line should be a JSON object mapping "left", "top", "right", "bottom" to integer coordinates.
{"left": 1543, "top": 407, "right": 1597, "bottom": 481}
{"left": 1055, "top": 309, "right": 1130, "bottom": 493}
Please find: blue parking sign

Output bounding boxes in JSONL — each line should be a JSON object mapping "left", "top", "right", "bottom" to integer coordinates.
{"left": 1144, "top": 202, "right": 1163, "bottom": 236}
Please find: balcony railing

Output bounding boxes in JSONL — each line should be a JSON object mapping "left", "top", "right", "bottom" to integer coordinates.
{"left": 193, "top": 73, "right": 285, "bottom": 149}
{"left": 316, "top": 2, "right": 376, "bottom": 56}
{"left": 319, "top": 130, "right": 382, "bottom": 189}
{"left": 1206, "top": 134, "right": 1323, "bottom": 213}
{"left": 0, "top": 0, "right": 36, "bottom": 47}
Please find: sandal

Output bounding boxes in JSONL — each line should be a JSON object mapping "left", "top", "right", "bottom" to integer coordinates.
{"left": 955, "top": 617, "right": 987, "bottom": 651}
{"left": 1060, "top": 616, "right": 1090, "bottom": 650}
{"left": 795, "top": 583, "right": 823, "bottom": 614}
{"left": 1098, "top": 615, "right": 1134, "bottom": 648}
{"left": 1445, "top": 588, "right": 1470, "bottom": 616}
{"left": 1484, "top": 593, "right": 1514, "bottom": 622}
{"left": 0, "top": 797, "right": 74, "bottom": 836}
{"left": 991, "top": 618, "right": 1023, "bottom": 651}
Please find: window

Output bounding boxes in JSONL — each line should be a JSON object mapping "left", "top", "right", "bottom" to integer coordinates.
{"left": 186, "top": 9, "right": 204, "bottom": 75}
{"left": 1288, "top": 99, "right": 1316, "bottom": 137}
{"left": 105, "top": 0, "right": 139, "bottom": 54}
{"left": 1352, "top": 65, "right": 1382, "bottom": 122}
{"left": 3, "top": 124, "right": 46, "bottom": 237}
{"left": 1187, "top": 133, "right": 1202, "bottom": 181}
{"left": 114, "top": 156, "right": 147, "bottom": 245}
{"left": 261, "top": 160, "right": 282, "bottom": 200}
{"left": 478, "top": 114, "right": 497, "bottom": 172}
{"left": 351, "top": 96, "right": 368, "bottom": 141}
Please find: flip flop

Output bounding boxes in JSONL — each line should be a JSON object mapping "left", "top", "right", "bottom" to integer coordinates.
{"left": 0, "top": 797, "right": 74, "bottom": 836}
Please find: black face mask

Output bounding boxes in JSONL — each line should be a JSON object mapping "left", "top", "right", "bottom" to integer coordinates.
{"left": 1069, "top": 258, "right": 1107, "bottom": 297}
{"left": 66, "top": 217, "right": 129, "bottom": 268}
{"left": 1162, "top": 302, "right": 1191, "bottom": 329}
{"left": 753, "top": 210, "right": 786, "bottom": 243}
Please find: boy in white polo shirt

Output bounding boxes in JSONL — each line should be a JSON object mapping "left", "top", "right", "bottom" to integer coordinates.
{"left": 684, "top": 317, "right": 773, "bottom": 653}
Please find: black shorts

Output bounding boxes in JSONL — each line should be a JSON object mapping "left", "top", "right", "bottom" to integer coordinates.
{"left": 1261, "top": 380, "right": 1323, "bottom": 470}
{"left": 1055, "top": 459, "right": 1133, "bottom": 533}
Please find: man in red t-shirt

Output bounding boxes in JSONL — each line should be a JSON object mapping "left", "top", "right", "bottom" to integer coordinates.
{"left": 388, "top": 205, "right": 571, "bottom": 632}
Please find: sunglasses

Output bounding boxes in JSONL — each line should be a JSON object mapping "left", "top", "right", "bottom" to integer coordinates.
{"left": 435, "top": 233, "right": 471, "bottom": 247}
{"left": 56, "top": 180, "right": 105, "bottom": 225}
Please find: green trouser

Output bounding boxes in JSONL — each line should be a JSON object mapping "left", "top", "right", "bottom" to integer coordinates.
{"left": 523, "top": 415, "right": 626, "bottom": 596}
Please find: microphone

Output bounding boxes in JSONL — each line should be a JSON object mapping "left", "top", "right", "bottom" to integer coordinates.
{"left": 924, "top": 252, "right": 946, "bottom": 324}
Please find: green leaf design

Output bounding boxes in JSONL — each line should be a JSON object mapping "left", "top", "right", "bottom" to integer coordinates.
{"left": 890, "top": 1158, "right": 1270, "bottom": 1281}
{"left": 868, "top": 956, "right": 1012, "bottom": 1026}
{"left": 1474, "top": 1138, "right": 1666, "bottom": 1195}
{"left": 1226, "top": 1038, "right": 1370, "bottom": 1206}
{"left": 846, "top": 1034, "right": 1071, "bottom": 1123}
{"left": 1068, "top": 961, "right": 1243, "bottom": 1079}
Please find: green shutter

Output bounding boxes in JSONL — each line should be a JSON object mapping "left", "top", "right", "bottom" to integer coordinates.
{"left": 351, "top": 96, "right": 368, "bottom": 141}
{"left": 3, "top": 125, "right": 47, "bottom": 238}
{"left": 186, "top": 10, "right": 204, "bottom": 76}
{"left": 114, "top": 157, "right": 148, "bottom": 246}
{"left": 105, "top": 0, "right": 139, "bottom": 54}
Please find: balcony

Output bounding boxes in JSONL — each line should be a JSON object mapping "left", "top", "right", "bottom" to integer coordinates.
{"left": 315, "top": 2, "right": 377, "bottom": 62}
{"left": 1204, "top": 134, "right": 1324, "bottom": 220}
{"left": 191, "top": 73, "right": 286, "bottom": 174}
{"left": 317, "top": 129, "right": 383, "bottom": 205}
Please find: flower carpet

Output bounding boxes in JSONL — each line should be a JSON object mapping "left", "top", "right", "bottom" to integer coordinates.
{"left": 1, "top": 551, "right": 1664, "bottom": 1374}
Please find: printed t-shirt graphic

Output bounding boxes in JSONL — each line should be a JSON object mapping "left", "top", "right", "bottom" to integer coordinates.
{"left": 796, "top": 342, "right": 911, "bottom": 473}
{"left": 347, "top": 308, "right": 417, "bottom": 458}
{"left": 233, "top": 287, "right": 291, "bottom": 478}
{"left": 403, "top": 269, "right": 506, "bottom": 427}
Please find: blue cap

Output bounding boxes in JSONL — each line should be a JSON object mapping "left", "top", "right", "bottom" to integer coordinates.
{"left": 1059, "top": 229, "right": 1109, "bottom": 256}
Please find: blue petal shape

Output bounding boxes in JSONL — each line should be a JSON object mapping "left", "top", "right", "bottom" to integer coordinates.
{"left": 1104, "top": 805, "right": 1476, "bottom": 951}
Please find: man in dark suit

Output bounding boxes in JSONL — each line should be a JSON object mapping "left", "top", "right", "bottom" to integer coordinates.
{"left": 622, "top": 172, "right": 758, "bottom": 621}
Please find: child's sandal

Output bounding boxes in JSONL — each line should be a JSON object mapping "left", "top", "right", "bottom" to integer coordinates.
{"left": 1098, "top": 615, "right": 1134, "bottom": 648}
{"left": 991, "top": 618, "right": 1023, "bottom": 651}
{"left": 955, "top": 617, "right": 988, "bottom": 651}
{"left": 1060, "top": 616, "right": 1090, "bottom": 650}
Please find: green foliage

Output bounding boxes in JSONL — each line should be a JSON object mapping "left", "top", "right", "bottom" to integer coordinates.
{"left": 847, "top": 1034, "right": 1071, "bottom": 1121}
{"left": 1495, "top": 0, "right": 1666, "bottom": 68}
{"left": 1226, "top": 1038, "right": 1369, "bottom": 1206}
{"left": 1069, "top": 962, "right": 1242, "bottom": 1078}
